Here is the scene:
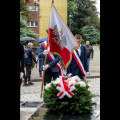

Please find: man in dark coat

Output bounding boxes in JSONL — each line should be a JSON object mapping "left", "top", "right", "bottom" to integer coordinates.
{"left": 85, "top": 41, "right": 94, "bottom": 75}
{"left": 38, "top": 42, "right": 61, "bottom": 86}
{"left": 36, "top": 45, "right": 43, "bottom": 77}
{"left": 67, "top": 34, "right": 88, "bottom": 79}
{"left": 20, "top": 42, "right": 24, "bottom": 87}
{"left": 23, "top": 42, "right": 37, "bottom": 86}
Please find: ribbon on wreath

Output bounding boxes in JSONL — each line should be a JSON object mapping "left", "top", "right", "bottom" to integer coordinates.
{"left": 56, "top": 76, "right": 75, "bottom": 99}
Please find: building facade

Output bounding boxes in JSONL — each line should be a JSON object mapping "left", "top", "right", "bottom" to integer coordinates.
{"left": 26, "top": 0, "right": 67, "bottom": 46}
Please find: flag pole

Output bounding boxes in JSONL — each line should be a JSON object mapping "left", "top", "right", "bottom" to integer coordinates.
{"left": 52, "top": 0, "right": 54, "bottom": 5}
{"left": 40, "top": 36, "right": 49, "bottom": 98}
{"left": 40, "top": 0, "right": 54, "bottom": 98}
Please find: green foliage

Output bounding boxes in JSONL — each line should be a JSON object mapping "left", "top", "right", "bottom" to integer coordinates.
{"left": 20, "top": 0, "right": 29, "bottom": 18}
{"left": 44, "top": 79, "right": 97, "bottom": 115}
{"left": 20, "top": 28, "right": 38, "bottom": 39}
{"left": 80, "top": 26, "right": 100, "bottom": 44}
{"left": 20, "top": 14, "right": 38, "bottom": 40}
{"left": 67, "top": 0, "right": 100, "bottom": 35}
{"left": 20, "top": 0, "right": 38, "bottom": 40}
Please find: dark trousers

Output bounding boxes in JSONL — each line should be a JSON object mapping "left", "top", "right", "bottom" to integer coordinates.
{"left": 44, "top": 68, "right": 60, "bottom": 86}
{"left": 39, "top": 59, "right": 43, "bottom": 76}
{"left": 86, "top": 58, "right": 90, "bottom": 72}
{"left": 24, "top": 64, "right": 32, "bottom": 84}
{"left": 72, "top": 70, "right": 84, "bottom": 80}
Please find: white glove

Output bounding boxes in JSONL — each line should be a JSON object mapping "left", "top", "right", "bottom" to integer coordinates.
{"left": 67, "top": 73, "right": 72, "bottom": 77}
{"left": 20, "top": 72, "right": 24, "bottom": 79}
{"left": 43, "top": 50, "right": 49, "bottom": 56}
{"left": 43, "top": 64, "right": 50, "bottom": 70}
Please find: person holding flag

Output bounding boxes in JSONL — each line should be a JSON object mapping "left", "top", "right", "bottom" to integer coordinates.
{"left": 67, "top": 34, "right": 88, "bottom": 79}
{"left": 38, "top": 29, "right": 61, "bottom": 86}
{"left": 40, "top": 1, "right": 86, "bottom": 97}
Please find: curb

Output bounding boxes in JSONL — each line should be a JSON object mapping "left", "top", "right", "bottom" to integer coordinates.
{"left": 31, "top": 75, "right": 100, "bottom": 82}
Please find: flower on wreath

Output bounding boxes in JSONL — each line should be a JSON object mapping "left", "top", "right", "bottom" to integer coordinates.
{"left": 45, "top": 83, "right": 51, "bottom": 90}
{"left": 51, "top": 78, "right": 60, "bottom": 85}
{"left": 79, "top": 81, "right": 86, "bottom": 87}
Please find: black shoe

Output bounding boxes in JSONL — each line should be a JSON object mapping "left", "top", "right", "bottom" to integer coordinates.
{"left": 23, "top": 83, "right": 30, "bottom": 86}
{"left": 29, "top": 82, "right": 33, "bottom": 85}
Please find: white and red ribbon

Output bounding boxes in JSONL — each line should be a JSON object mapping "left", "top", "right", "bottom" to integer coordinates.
{"left": 72, "top": 50, "right": 86, "bottom": 76}
{"left": 56, "top": 76, "right": 75, "bottom": 99}
{"left": 42, "top": 42, "right": 63, "bottom": 76}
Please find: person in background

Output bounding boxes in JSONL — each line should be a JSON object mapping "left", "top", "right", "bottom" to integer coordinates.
{"left": 23, "top": 42, "right": 37, "bottom": 86}
{"left": 85, "top": 41, "right": 94, "bottom": 75}
{"left": 36, "top": 44, "right": 43, "bottom": 77}
{"left": 67, "top": 34, "right": 88, "bottom": 79}
{"left": 20, "top": 42, "right": 24, "bottom": 87}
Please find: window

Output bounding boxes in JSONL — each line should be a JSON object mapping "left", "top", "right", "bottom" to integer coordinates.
{"left": 27, "top": 21, "right": 38, "bottom": 27}
{"left": 27, "top": 21, "right": 31, "bottom": 26}
{"left": 31, "top": 21, "right": 34, "bottom": 26}
{"left": 28, "top": 6, "right": 38, "bottom": 11}
{"left": 35, "top": 21, "right": 38, "bottom": 26}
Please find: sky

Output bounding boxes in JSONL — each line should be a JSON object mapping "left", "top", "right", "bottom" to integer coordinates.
{"left": 95, "top": 0, "right": 100, "bottom": 17}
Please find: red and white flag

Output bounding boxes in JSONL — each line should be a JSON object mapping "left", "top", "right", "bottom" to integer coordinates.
{"left": 49, "top": 5, "right": 79, "bottom": 69}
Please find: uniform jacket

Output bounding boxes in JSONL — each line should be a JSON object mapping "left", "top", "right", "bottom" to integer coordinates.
{"left": 36, "top": 46, "right": 43, "bottom": 60}
{"left": 24, "top": 47, "right": 37, "bottom": 65}
{"left": 67, "top": 44, "right": 88, "bottom": 78}
{"left": 38, "top": 43, "right": 60, "bottom": 72}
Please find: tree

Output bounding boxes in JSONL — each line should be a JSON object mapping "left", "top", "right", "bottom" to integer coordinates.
{"left": 67, "top": 0, "right": 99, "bottom": 35}
{"left": 20, "top": 0, "right": 30, "bottom": 18}
{"left": 20, "top": 14, "right": 38, "bottom": 39}
{"left": 20, "top": 0, "right": 38, "bottom": 40}
{"left": 80, "top": 26, "right": 100, "bottom": 44}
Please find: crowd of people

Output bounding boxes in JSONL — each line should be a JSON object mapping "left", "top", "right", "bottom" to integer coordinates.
{"left": 20, "top": 30, "right": 94, "bottom": 87}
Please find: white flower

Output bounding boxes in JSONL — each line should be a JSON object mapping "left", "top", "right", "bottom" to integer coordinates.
{"left": 71, "top": 75, "right": 81, "bottom": 82}
{"left": 79, "top": 81, "right": 86, "bottom": 87}
{"left": 51, "top": 80, "right": 60, "bottom": 85}
{"left": 45, "top": 83, "right": 51, "bottom": 90}
{"left": 68, "top": 76, "right": 81, "bottom": 86}
{"left": 51, "top": 78, "right": 60, "bottom": 85}
{"left": 69, "top": 80, "right": 76, "bottom": 85}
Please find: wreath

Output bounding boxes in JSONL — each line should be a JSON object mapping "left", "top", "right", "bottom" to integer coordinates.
{"left": 43, "top": 76, "right": 97, "bottom": 115}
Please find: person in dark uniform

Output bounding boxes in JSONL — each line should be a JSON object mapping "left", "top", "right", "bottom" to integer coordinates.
{"left": 23, "top": 42, "right": 37, "bottom": 86}
{"left": 38, "top": 44, "right": 60, "bottom": 86}
{"left": 67, "top": 34, "right": 88, "bottom": 79}
{"left": 36, "top": 45, "right": 43, "bottom": 77}
{"left": 20, "top": 42, "right": 24, "bottom": 87}
{"left": 38, "top": 29, "right": 61, "bottom": 86}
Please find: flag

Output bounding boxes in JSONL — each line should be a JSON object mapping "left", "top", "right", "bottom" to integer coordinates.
{"left": 49, "top": 5, "right": 79, "bottom": 69}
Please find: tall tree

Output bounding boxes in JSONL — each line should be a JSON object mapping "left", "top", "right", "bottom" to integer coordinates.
{"left": 67, "top": 0, "right": 99, "bottom": 35}
{"left": 80, "top": 26, "right": 100, "bottom": 44}
{"left": 20, "top": 0, "right": 30, "bottom": 18}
